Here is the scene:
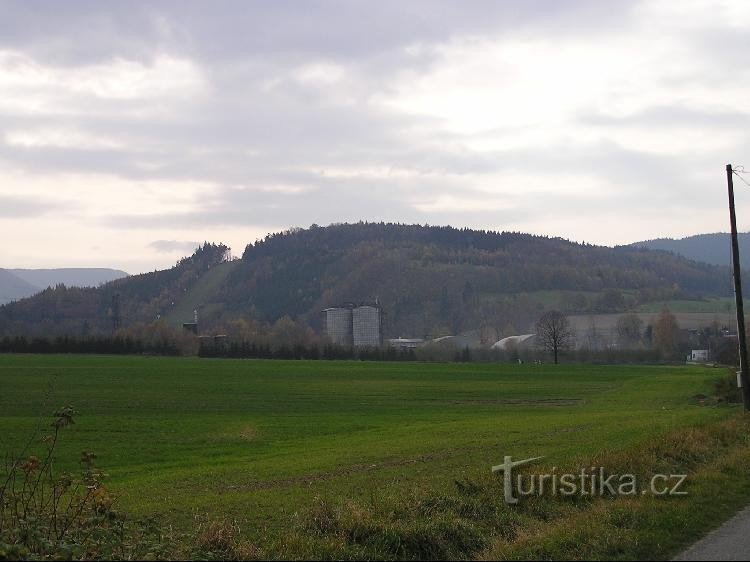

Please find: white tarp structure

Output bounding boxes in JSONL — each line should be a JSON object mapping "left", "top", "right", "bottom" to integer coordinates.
{"left": 491, "top": 334, "right": 536, "bottom": 350}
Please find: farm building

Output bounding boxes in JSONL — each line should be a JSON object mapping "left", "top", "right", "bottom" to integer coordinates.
{"left": 387, "top": 338, "right": 424, "bottom": 350}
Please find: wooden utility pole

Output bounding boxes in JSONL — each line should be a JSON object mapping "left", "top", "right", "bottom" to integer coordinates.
{"left": 726, "top": 163, "right": 750, "bottom": 410}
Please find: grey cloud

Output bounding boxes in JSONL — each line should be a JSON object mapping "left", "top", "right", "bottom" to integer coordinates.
{"left": 103, "top": 150, "right": 693, "bottom": 233}
{"left": 0, "top": 144, "right": 157, "bottom": 179}
{"left": 106, "top": 183, "right": 433, "bottom": 229}
{"left": 148, "top": 239, "right": 200, "bottom": 253}
{"left": 581, "top": 106, "right": 750, "bottom": 130}
{"left": 0, "top": 194, "right": 65, "bottom": 217}
{"left": 102, "top": 169, "right": 529, "bottom": 229}
{"left": 0, "top": 0, "right": 744, "bottom": 256}
{"left": 0, "top": 1, "right": 636, "bottom": 65}
{"left": 0, "top": 0, "right": 651, "bottom": 195}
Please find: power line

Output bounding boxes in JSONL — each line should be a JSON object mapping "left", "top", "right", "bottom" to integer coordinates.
{"left": 732, "top": 165, "right": 750, "bottom": 187}
{"left": 729, "top": 164, "right": 748, "bottom": 341}
{"left": 730, "top": 164, "right": 748, "bottom": 383}
{"left": 733, "top": 170, "right": 750, "bottom": 188}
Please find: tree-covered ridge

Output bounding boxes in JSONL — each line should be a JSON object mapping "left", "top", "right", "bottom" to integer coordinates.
{"left": 0, "top": 225, "right": 733, "bottom": 339}
{"left": 0, "top": 243, "right": 229, "bottom": 336}
{"left": 240, "top": 223, "right": 724, "bottom": 293}
{"left": 226, "top": 223, "right": 728, "bottom": 325}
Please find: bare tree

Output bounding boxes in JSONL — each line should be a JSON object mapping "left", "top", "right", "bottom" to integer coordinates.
{"left": 536, "top": 310, "right": 573, "bottom": 364}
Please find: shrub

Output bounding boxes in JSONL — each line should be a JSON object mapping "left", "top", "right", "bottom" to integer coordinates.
{"left": 714, "top": 370, "right": 743, "bottom": 404}
{"left": 0, "top": 406, "right": 178, "bottom": 560}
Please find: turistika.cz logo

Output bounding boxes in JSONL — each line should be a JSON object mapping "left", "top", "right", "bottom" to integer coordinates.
{"left": 491, "top": 456, "right": 687, "bottom": 504}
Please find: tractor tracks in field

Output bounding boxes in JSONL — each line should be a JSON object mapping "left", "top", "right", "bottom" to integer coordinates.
{"left": 220, "top": 446, "right": 477, "bottom": 493}
{"left": 438, "top": 398, "right": 584, "bottom": 407}
{"left": 216, "top": 419, "right": 591, "bottom": 494}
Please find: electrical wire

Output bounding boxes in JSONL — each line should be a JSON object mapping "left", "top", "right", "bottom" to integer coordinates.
{"left": 733, "top": 170, "right": 750, "bottom": 188}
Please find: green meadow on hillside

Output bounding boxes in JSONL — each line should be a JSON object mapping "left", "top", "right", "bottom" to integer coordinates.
{"left": 1, "top": 354, "right": 748, "bottom": 559}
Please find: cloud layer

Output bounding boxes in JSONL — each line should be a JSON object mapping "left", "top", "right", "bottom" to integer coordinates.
{"left": 1, "top": 0, "right": 749, "bottom": 272}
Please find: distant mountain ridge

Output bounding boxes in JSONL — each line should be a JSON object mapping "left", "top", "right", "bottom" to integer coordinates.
{"left": 9, "top": 268, "right": 129, "bottom": 290}
{"left": 629, "top": 233, "right": 749, "bottom": 267}
{"left": 0, "top": 270, "right": 40, "bottom": 305}
{"left": 0, "top": 268, "right": 128, "bottom": 305}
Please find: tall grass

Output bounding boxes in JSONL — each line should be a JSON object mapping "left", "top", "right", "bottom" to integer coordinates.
{"left": 272, "top": 415, "right": 750, "bottom": 561}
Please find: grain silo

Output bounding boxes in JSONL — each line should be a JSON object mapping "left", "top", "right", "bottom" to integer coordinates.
{"left": 353, "top": 305, "right": 381, "bottom": 347}
{"left": 323, "top": 307, "right": 353, "bottom": 346}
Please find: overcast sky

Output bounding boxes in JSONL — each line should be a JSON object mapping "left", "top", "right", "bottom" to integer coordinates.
{"left": 1, "top": 0, "right": 750, "bottom": 273}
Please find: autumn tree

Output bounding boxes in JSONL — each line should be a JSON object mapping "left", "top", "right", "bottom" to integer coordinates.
{"left": 226, "top": 318, "right": 263, "bottom": 342}
{"left": 269, "top": 315, "right": 316, "bottom": 350}
{"left": 616, "top": 313, "right": 644, "bottom": 347}
{"left": 535, "top": 310, "right": 573, "bottom": 364}
{"left": 652, "top": 308, "right": 680, "bottom": 358}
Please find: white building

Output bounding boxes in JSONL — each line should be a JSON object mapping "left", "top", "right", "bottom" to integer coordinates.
{"left": 690, "top": 349, "right": 709, "bottom": 362}
{"left": 387, "top": 338, "right": 424, "bottom": 350}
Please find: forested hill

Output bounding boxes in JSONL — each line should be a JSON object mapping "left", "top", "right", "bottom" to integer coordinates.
{"left": 0, "top": 243, "right": 229, "bottom": 337}
{"left": 0, "top": 224, "right": 733, "bottom": 338}
{"left": 630, "top": 232, "right": 750, "bottom": 267}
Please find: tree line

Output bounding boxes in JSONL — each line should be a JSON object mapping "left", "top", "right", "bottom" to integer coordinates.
{"left": 198, "top": 340, "right": 418, "bottom": 361}
{"left": 0, "top": 305, "right": 739, "bottom": 367}
{"left": 0, "top": 335, "right": 182, "bottom": 356}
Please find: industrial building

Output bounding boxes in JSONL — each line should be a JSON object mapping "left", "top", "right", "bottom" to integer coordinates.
{"left": 182, "top": 309, "right": 199, "bottom": 334}
{"left": 353, "top": 305, "right": 382, "bottom": 347}
{"left": 322, "top": 306, "right": 354, "bottom": 346}
{"left": 387, "top": 338, "right": 424, "bottom": 350}
{"left": 323, "top": 304, "right": 382, "bottom": 347}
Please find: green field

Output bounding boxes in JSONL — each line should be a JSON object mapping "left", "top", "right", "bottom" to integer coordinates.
{"left": 1, "top": 354, "right": 749, "bottom": 559}
{"left": 634, "top": 297, "right": 734, "bottom": 313}
{"left": 163, "top": 260, "right": 240, "bottom": 326}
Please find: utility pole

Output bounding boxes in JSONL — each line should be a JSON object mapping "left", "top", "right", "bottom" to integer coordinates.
{"left": 111, "top": 293, "right": 121, "bottom": 333}
{"left": 726, "top": 163, "right": 750, "bottom": 410}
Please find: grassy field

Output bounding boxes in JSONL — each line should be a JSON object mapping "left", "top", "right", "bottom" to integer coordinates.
{"left": 634, "top": 297, "right": 734, "bottom": 314}
{"left": 163, "top": 260, "right": 240, "bottom": 327}
{"left": 568, "top": 311, "right": 739, "bottom": 338}
{"left": 1, "top": 354, "right": 748, "bottom": 559}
